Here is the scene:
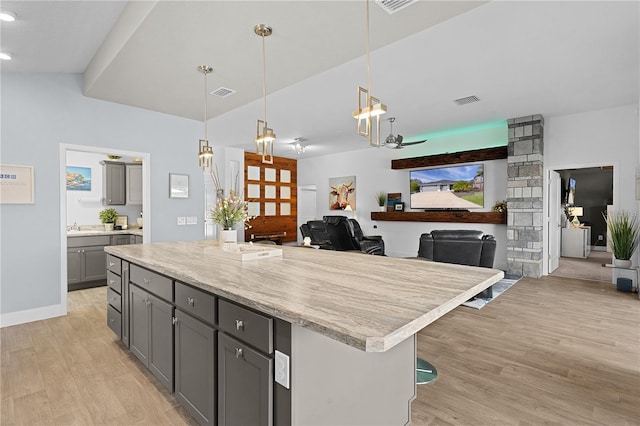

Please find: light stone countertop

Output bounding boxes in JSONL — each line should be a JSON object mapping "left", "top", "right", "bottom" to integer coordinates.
{"left": 67, "top": 228, "right": 143, "bottom": 237}
{"left": 105, "top": 240, "right": 503, "bottom": 352}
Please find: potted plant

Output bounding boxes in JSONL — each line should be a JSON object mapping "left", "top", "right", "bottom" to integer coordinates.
{"left": 99, "top": 208, "right": 119, "bottom": 231}
{"left": 208, "top": 190, "right": 254, "bottom": 246}
{"left": 375, "top": 192, "right": 387, "bottom": 212}
{"left": 604, "top": 210, "right": 639, "bottom": 267}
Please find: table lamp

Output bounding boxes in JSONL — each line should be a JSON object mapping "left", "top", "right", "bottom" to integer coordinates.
{"left": 568, "top": 206, "right": 583, "bottom": 227}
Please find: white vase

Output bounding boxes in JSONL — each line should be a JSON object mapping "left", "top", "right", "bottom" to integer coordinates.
{"left": 613, "top": 258, "right": 632, "bottom": 268}
{"left": 378, "top": 205, "right": 386, "bottom": 212}
{"left": 104, "top": 223, "right": 114, "bottom": 231}
{"left": 219, "top": 228, "right": 237, "bottom": 245}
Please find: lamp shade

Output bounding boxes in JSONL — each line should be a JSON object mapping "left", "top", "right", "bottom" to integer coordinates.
{"left": 569, "top": 206, "right": 583, "bottom": 217}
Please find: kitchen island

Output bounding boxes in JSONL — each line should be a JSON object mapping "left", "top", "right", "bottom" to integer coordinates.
{"left": 105, "top": 240, "right": 503, "bottom": 426}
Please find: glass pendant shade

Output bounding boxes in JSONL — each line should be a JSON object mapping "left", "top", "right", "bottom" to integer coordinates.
{"left": 197, "top": 65, "right": 214, "bottom": 170}
{"left": 255, "top": 24, "right": 275, "bottom": 164}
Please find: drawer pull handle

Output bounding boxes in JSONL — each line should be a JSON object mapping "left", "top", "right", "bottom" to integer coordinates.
{"left": 143, "top": 278, "right": 150, "bottom": 284}
{"left": 235, "top": 320, "right": 244, "bottom": 331}
{"left": 110, "top": 280, "right": 115, "bottom": 285}
{"left": 109, "top": 262, "right": 115, "bottom": 267}
{"left": 109, "top": 318, "right": 114, "bottom": 323}
{"left": 235, "top": 348, "right": 243, "bottom": 359}
{"left": 187, "top": 297, "right": 195, "bottom": 307}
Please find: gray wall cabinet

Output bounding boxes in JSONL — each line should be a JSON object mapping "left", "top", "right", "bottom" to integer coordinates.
{"left": 129, "top": 283, "right": 174, "bottom": 391}
{"left": 218, "top": 332, "right": 273, "bottom": 426}
{"left": 126, "top": 164, "right": 143, "bottom": 205}
{"left": 102, "top": 161, "right": 126, "bottom": 205}
{"left": 175, "top": 309, "right": 216, "bottom": 426}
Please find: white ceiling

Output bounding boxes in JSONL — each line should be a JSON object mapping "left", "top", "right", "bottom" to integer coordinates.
{"left": 1, "top": 1, "right": 638, "bottom": 159}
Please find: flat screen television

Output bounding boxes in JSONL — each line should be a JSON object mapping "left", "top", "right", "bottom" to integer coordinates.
{"left": 410, "top": 163, "right": 484, "bottom": 210}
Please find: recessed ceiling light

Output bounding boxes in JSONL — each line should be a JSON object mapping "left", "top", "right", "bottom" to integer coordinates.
{"left": 0, "top": 52, "right": 12, "bottom": 61}
{"left": 0, "top": 12, "right": 16, "bottom": 22}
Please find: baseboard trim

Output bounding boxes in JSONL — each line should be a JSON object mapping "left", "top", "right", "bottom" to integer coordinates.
{"left": 0, "top": 304, "right": 66, "bottom": 328}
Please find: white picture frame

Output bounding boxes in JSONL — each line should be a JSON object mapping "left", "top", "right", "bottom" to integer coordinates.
{"left": 169, "top": 173, "right": 189, "bottom": 199}
{"left": 0, "top": 164, "right": 35, "bottom": 204}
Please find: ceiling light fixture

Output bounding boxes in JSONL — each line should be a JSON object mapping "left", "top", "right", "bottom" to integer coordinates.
{"left": 0, "top": 52, "right": 12, "bottom": 61}
{"left": 352, "top": 0, "right": 387, "bottom": 147}
{"left": 0, "top": 11, "right": 16, "bottom": 22}
{"left": 254, "top": 24, "right": 275, "bottom": 165}
{"left": 197, "top": 65, "right": 214, "bottom": 170}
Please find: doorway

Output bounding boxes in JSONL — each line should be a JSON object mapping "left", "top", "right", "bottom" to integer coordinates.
{"left": 59, "top": 144, "right": 151, "bottom": 315}
{"left": 546, "top": 165, "right": 613, "bottom": 282}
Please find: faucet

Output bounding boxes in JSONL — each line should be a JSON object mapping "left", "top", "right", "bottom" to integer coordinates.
{"left": 73, "top": 222, "right": 79, "bottom": 231}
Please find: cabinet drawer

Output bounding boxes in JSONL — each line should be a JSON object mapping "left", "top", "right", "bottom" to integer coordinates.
{"left": 107, "top": 255, "right": 122, "bottom": 275}
{"left": 130, "top": 264, "right": 173, "bottom": 302}
{"left": 68, "top": 235, "right": 111, "bottom": 248}
{"left": 107, "top": 304, "right": 122, "bottom": 339}
{"left": 107, "top": 270, "right": 121, "bottom": 293}
{"left": 107, "top": 287, "right": 121, "bottom": 312}
{"left": 219, "top": 300, "right": 273, "bottom": 354}
{"left": 175, "top": 281, "right": 216, "bottom": 325}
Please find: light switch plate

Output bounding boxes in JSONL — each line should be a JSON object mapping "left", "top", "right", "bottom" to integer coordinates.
{"left": 186, "top": 216, "right": 197, "bottom": 225}
{"left": 177, "top": 217, "right": 186, "bottom": 225}
{"left": 275, "top": 350, "right": 290, "bottom": 389}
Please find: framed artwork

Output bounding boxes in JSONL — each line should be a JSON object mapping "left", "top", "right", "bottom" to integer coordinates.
{"left": 66, "top": 166, "right": 91, "bottom": 191}
{"left": 0, "top": 164, "right": 35, "bottom": 204}
{"left": 169, "top": 173, "right": 189, "bottom": 198}
{"left": 394, "top": 202, "right": 405, "bottom": 211}
{"left": 387, "top": 193, "right": 401, "bottom": 212}
{"left": 329, "top": 176, "right": 356, "bottom": 210}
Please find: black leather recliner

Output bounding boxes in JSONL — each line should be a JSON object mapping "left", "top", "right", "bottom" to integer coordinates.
{"left": 349, "top": 219, "right": 385, "bottom": 256}
{"left": 301, "top": 220, "right": 334, "bottom": 250}
{"left": 299, "top": 216, "right": 385, "bottom": 255}
{"left": 417, "top": 230, "right": 497, "bottom": 298}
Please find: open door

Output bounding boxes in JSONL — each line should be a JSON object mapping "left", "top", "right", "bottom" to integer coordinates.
{"left": 548, "top": 170, "right": 561, "bottom": 273}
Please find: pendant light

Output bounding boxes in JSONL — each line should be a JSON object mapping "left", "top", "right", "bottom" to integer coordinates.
{"left": 254, "top": 24, "right": 275, "bottom": 164}
{"left": 198, "top": 65, "right": 214, "bottom": 170}
{"left": 352, "top": 0, "right": 387, "bottom": 147}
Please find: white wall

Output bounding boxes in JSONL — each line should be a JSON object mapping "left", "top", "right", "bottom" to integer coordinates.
{"left": 544, "top": 104, "right": 640, "bottom": 275}
{"left": 0, "top": 73, "right": 204, "bottom": 324}
{"left": 297, "top": 125, "right": 509, "bottom": 270}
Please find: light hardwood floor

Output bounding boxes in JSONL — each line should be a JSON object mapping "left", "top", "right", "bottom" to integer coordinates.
{"left": 1, "top": 276, "right": 638, "bottom": 425}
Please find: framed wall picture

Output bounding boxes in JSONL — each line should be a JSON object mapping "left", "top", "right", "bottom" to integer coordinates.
{"left": 0, "top": 164, "right": 35, "bottom": 204}
{"left": 169, "top": 173, "right": 189, "bottom": 198}
{"left": 329, "top": 175, "right": 356, "bottom": 210}
{"left": 66, "top": 166, "right": 91, "bottom": 191}
{"left": 394, "top": 202, "right": 405, "bottom": 211}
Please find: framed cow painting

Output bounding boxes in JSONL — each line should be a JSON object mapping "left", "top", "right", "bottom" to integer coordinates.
{"left": 329, "top": 176, "right": 356, "bottom": 210}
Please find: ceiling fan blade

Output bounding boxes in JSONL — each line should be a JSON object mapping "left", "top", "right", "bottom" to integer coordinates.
{"left": 396, "top": 134, "right": 404, "bottom": 144}
{"left": 399, "top": 139, "right": 428, "bottom": 146}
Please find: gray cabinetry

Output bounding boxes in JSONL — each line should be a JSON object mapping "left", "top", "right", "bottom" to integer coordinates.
{"left": 111, "top": 234, "right": 130, "bottom": 246}
{"left": 67, "top": 235, "right": 110, "bottom": 290}
{"left": 129, "top": 283, "right": 174, "bottom": 392}
{"left": 218, "top": 332, "right": 273, "bottom": 426}
{"left": 218, "top": 300, "right": 273, "bottom": 426}
{"left": 126, "top": 164, "right": 143, "bottom": 205}
{"left": 106, "top": 255, "right": 130, "bottom": 347}
{"left": 175, "top": 309, "right": 216, "bottom": 426}
{"left": 102, "top": 161, "right": 126, "bottom": 205}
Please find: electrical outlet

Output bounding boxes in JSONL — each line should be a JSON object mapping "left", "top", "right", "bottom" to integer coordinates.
{"left": 275, "top": 350, "right": 290, "bottom": 389}
{"left": 177, "top": 217, "right": 186, "bottom": 226}
{"left": 186, "top": 216, "right": 197, "bottom": 225}
{"left": 598, "top": 234, "right": 604, "bottom": 240}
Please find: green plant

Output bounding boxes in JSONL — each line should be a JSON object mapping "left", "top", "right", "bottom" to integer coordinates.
{"left": 99, "top": 208, "right": 118, "bottom": 224}
{"left": 604, "top": 210, "right": 639, "bottom": 260}
{"left": 375, "top": 192, "right": 386, "bottom": 207}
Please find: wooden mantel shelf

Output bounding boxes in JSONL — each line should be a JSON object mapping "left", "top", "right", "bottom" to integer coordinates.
{"left": 371, "top": 211, "right": 507, "bottom": 224}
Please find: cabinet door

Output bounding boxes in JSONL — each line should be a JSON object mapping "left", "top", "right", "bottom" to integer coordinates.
{"left": 135, "top": 236, "right": 143, "bottom": 244}
{"left": 218, "top": 333, "right": 273, "bottom": 426}
{"left": 111, "top": 235, "right": 130, "bottom": 246}
{"left": 126, "top": 164, "right": 143, "bottom": 205}
{"left": 175, "top": 309, "right": 216, "bottom": 426}
{"left": 104, "top": 162, "right": 126, "bottom": 205}
{"left": 82, "top": 246, "right": 107, "bottom": 281}
{"left": 129, "top": 284, "right": 150, "bottom": 364}
{"left": 148, "top": 292, "right": 174, "bottom": 392}
{"left": 67, "top": 248, "right": 83, "bottom": 285}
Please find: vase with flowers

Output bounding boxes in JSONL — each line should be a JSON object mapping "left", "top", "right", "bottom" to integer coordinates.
{"left": 208, "top": 190, "right": 253, "bottom": 246}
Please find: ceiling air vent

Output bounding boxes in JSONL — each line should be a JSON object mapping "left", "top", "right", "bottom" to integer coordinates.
{"left": 210, "top": 87, "right": 235, "bottom": 98}
{"left": 453, "top": 95, "right": 480, "bottom": 106}
{"left": 375, "top": 0, "right": 416, "bottom": 15}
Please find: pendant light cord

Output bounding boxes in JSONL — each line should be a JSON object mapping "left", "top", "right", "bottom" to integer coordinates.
{"left": 365, "top": 0, "right": 371, "bottom": 97}
{"left": 262, "top": 33, "right": 268, "bottom": 124}
{"left": 203, "top": 68, "right": 208, "bottom": 141}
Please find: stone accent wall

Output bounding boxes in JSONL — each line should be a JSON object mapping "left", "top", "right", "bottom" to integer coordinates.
{"left": 507, "top": 115, "right": 544, "bottom": 278}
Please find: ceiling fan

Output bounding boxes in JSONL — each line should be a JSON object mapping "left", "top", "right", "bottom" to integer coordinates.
{"left": 384, "top": 117, "right": 427, "bottom": 149}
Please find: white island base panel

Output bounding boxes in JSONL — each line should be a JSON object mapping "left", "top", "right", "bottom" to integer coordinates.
{"left": 291, "top": 324, "right": 416, "bottom": 425}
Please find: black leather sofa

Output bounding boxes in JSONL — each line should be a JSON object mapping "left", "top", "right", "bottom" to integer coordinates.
{"left": 417, "top": 230, "right": 497, "bottom": 298}
{"left": 299, "top": 216, "right": 385, "bottom": 255}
